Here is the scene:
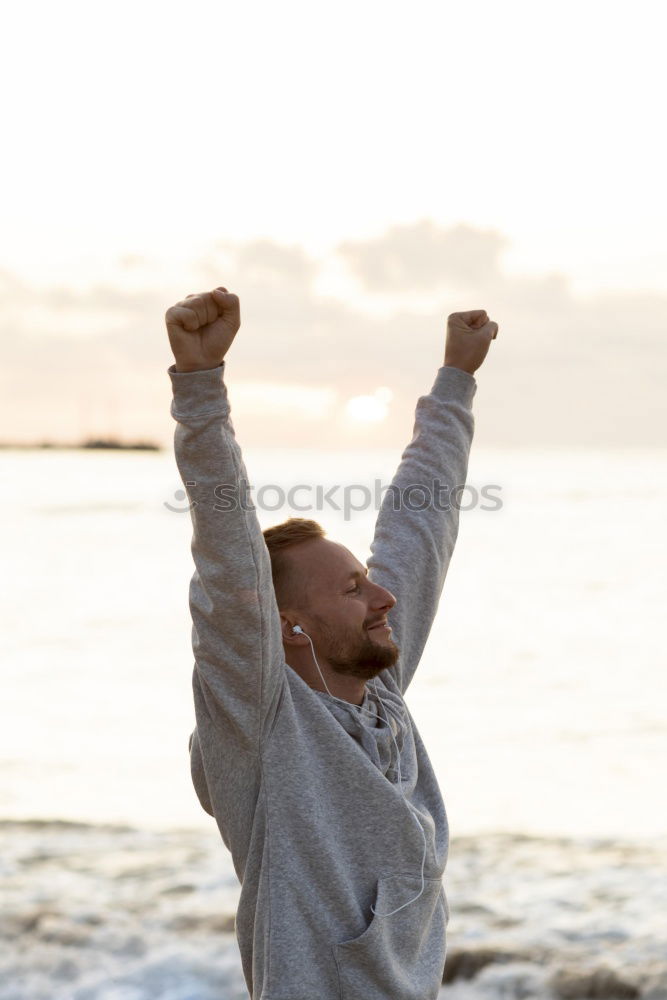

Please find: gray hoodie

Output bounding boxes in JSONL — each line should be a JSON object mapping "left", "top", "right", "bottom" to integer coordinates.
{"left": 169, "top": 362, "right": 476, "bottom": 999}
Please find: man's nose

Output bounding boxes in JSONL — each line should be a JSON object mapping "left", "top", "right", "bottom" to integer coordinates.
{"left": 372, "top": 584, "right": 396, "bottom": 610}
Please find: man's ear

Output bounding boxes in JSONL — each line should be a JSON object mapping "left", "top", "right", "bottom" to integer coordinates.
{"left": 280, "top": 612, "right": 302, "bottom": 644}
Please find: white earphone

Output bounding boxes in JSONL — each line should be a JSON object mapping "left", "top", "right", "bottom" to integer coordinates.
{"left": 288, "top": 622, "right": 426, "bottom": 916}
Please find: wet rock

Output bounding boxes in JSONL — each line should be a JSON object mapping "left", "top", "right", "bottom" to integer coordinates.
{"left": 477, "top": 961, "right": 550, "bottom": 998}
{"left": 550, "top": 966, "right": 640, "bottom": 998}
{"left": 641, "top": 968, "right": 667, "bottom": 999}
{"left": 160, "top": 882, "right": 196, "bottom": 895}
{"left": 166, "top": 913, "right": 236, "bottom": 934}
{"left": 443, "top": 945, "right": 530, "bottom": 982}
{"left": 0, "top": 907, "right": 57, "bottom": 937}
{"left": 37, "top": 915, "right": 92, "bottom": 947}
{"left": 456, "top": 901, "right": 498, "bottom": 917}
{"left": 21, "top": 852, "right": 57, "bottom": 865}
{"left": 74, "top": 911, "right": 104, "bottom": 926}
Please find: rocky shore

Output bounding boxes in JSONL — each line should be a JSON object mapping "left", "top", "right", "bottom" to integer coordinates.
{"left": 2, "top": 820, "right": 666, "bottom": 999}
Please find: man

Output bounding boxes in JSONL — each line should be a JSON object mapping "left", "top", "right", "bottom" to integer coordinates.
{"left": 166, "top": 287, "right": 498, "bottom": 1000}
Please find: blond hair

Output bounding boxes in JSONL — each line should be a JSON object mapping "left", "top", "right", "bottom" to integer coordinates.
{"left": 263, "top": 517, "right": 325, "bottom": 608}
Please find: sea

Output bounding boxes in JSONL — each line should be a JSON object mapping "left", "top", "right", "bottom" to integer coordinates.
{"left": 1, "top": 446, "right": 666, "bottom": 999}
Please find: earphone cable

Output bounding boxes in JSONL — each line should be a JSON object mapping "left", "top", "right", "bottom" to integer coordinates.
{"left": 299, "top": 629, "right": 427, "bottom": 916}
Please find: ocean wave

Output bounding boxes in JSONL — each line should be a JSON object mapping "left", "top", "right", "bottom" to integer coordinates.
{"left": 2, "top": 821, "right": 666, "bottom": 999}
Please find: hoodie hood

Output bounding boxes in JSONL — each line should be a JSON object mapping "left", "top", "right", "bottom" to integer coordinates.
{"left": 314, "top": 676, "right": 407, "bottom": 782}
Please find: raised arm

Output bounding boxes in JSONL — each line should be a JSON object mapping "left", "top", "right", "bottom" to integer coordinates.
{"left": 367, "top": 309, "right": 499, "bottom": 694}
{"left": 167, "top": 288, "right": 285, "bottom": 758}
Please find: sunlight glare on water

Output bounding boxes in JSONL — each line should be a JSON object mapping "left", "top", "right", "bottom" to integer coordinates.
{"left": 0, "top": 446, "right": 665, "bottom": 837}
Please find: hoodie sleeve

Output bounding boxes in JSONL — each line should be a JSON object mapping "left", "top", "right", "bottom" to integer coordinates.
{"left": 169, "top": 362, "right": 286, "bottom": 756}
{"left": 367, "top": 366, "right": 476, "bottom": 694}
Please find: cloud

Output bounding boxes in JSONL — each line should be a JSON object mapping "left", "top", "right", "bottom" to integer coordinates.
{"left": 336, "top": 219, "right": 509, "bottom": 291}
{"left": 0, "top": 222, "right": 665, "bottom": 449}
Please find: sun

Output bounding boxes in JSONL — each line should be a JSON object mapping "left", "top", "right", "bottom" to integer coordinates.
{"left": 344, "top": 387, "right": 393, "bottom": 424}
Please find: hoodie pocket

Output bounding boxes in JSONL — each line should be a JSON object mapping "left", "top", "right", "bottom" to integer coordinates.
{"left": 333, "top": 874, "right": 447, "bottom": 1000}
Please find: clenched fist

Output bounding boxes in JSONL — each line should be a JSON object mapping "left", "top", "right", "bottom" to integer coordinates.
{"left": 166, "top": 287, "right": 241, "bottom": 372}
{"left": 444, "top": 310, "right": 499, "bottom": 375}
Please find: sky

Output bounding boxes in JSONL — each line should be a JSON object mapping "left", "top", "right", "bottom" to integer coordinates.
{"left": 1, "top": 0, "right": 666, "bottom": 448}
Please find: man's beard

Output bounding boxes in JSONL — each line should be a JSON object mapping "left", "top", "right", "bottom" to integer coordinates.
{"left": 311, "top": 616, "right": 400, "bottom": 680}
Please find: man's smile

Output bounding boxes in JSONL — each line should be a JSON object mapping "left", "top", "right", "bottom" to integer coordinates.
{"left": 367, "top": 619, "right": 391, "bottom": 632}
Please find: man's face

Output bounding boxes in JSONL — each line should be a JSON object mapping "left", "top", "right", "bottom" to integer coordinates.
{"left": 284, "top": 538, "right": 399, "bottom": 680}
